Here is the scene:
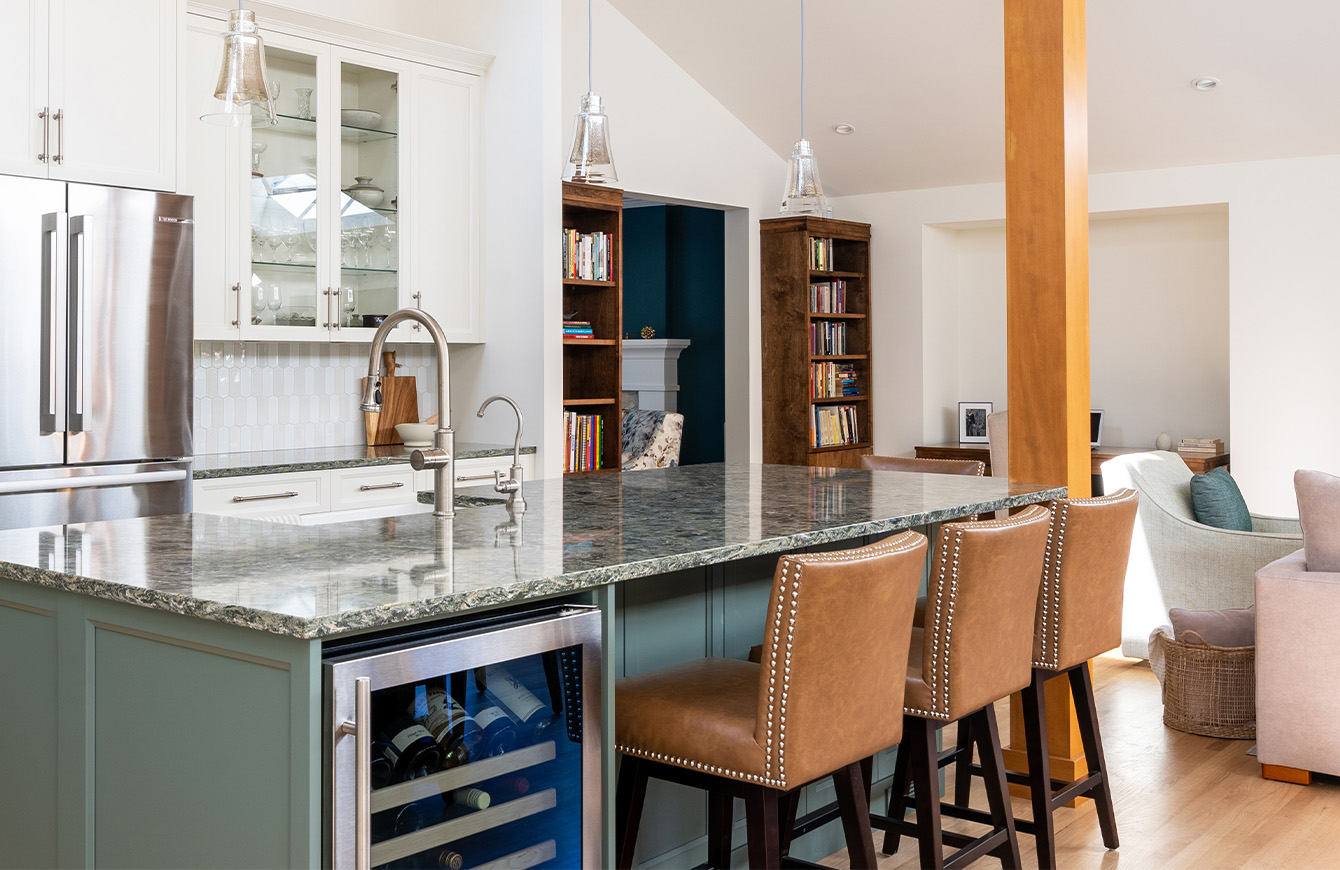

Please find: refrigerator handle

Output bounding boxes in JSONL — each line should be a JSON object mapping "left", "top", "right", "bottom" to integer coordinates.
{"left": 337, "top": 676, "right": 372, "bottom": 870}
{"left": 68, "top": 214, "right": 89, "bottom": 434}
{"left": 40, "top": 212, "right": 67, "bottom": 435}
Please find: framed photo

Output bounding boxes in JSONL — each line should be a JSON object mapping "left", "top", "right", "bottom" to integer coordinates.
{"left": 958, "top": 401, "right": 992, "bottom": 443}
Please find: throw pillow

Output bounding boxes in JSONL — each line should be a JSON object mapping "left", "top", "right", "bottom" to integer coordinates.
{"left": 1295, "top": 469, "right": 1340, "bottom": 571}
{"left": 1189, "top": 467, "right": 1252, "bottom": 531}
{"left": 1169, "top": 606, "right": 1255, "bottom": 648}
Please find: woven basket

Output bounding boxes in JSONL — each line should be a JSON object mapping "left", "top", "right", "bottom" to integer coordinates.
{"left": 1157, "top": 629, "right": 1256, "bottom": 739}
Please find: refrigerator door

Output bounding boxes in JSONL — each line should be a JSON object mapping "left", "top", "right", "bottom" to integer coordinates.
{"left": 65, "top": 185, "right": 193, "bottom": 465}
{"left": 0, "top": 461, "right": 190, "bottom": 531}
{"left": 0, "top": 176, "right": 68, "bottom": 470}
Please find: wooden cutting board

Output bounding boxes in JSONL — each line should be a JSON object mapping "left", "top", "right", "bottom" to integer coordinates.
{"left": 363, "top": 351, "right": 420, "bottom": 445}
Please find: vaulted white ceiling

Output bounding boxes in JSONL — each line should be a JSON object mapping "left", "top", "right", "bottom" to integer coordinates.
{"left": 608, "top": 0, "right": 1340, "bottom": 196}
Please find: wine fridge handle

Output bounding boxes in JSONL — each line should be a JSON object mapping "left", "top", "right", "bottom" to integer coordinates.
{"left": 339, "top": 676, "right": 372, "bottom": 870}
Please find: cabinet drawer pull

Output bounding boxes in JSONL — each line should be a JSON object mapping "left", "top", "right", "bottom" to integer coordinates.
{"left": 357, "top": 482, "right": 405, "bottom": 491}
{"left": 53, "top": 109, "right": 64, "bottom": 164}
{"left": 456, "top": 472, "right": 496, "bottom": 482}
{"left": 232, "top": 490, "right": 299, "bottom": 503}
{"left": 38, "top": 107, "right": 49, "bottom": 162}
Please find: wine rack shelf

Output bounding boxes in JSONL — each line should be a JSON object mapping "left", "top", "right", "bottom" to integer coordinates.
{"left": 371, "top": 740, "right": 556, "bottom": 813}
{"left": 475, "top": 839, "right": 558, "bottom": 870}
{"left": 371, "top": 789, "right": 557, "bottom": 866}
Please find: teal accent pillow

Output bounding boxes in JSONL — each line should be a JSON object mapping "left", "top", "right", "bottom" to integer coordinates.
{"left": 1189, "top": 467, "right": 1252, "bottom": 531}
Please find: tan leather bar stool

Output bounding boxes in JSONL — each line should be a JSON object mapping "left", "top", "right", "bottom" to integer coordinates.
{"left": 947, "top": 490, "right": 1138, "bottom": 868}
{"left": 860, "top": 454, "right": 986, "bottom": 476}
{"left": 870, "top": 505, "right": 1052, "bottom": 870}
{"left": 615, "top": 531, "right": 929, "bottom": 869}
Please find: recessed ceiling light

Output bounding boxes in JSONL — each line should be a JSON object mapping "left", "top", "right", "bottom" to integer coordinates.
{"left": 1191, "top": 76, "right": 1221, "bottom": 91}
{"left": 833, "top": 123, "right": 855, "bottom": 135}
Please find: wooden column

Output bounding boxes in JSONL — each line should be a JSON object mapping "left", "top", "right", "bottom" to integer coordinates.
{"left": 1001, "top": 0, "right": 1093, "bottom": 795}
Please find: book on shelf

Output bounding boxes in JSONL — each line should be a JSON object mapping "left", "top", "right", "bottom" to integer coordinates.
{"left": 562, "top": 319, "right": 594, "bottom": 338}
{"left": 808, "top": 236, "right": 835, "bottom": 272}
{"left": 809, "top": 320, "right": 849, "bottom": 355}
{"left": 810, "top": 404, "right": 861, "bottom": 448}
{"left": 809, "top": 279, "right": 847, "bottom": 314}
{"left": 564, "top": 411, "right": 605, "bottom": 472}
{"left": 809, "top": 362, "right": 859, "bottom": 399}
{"left": 562, "top": 229, "right": 614, "bottom": 282}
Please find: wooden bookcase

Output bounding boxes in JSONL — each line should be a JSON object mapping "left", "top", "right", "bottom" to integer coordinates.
{"left": 561, "top": 181, "right": 624, "bottom": 475}
{"left": 761, "top": 216, "right": 873, "bottom": 468}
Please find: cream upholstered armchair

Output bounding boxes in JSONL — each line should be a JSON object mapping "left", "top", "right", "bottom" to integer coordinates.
{"left": 620, "top": 409, "right": 683, "bottom": 471}
{"left": 1100, "top": 451, "right": 1301, "bottom": 658}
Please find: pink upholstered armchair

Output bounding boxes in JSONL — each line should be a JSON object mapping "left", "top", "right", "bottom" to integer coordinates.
{"left": 1256, "top": 469, "right": 1340, "bottom": 784}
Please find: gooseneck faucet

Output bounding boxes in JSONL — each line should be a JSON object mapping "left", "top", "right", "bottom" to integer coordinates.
{"left": 476, "top": 394, "right": 527, "bottom": 515}
{"left": 360, "top": 309, "right": 455, "bottom": 519}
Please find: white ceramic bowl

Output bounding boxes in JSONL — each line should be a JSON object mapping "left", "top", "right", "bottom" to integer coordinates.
{"left": 340, "top": 109, "right": 383, "bottom": 129}
{"left": 395, "top": 423, "right": 434, "bottom": 447}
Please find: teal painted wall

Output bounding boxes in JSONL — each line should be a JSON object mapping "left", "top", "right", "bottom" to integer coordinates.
{"left": 622, "top": 205, "right": 726, "bottom": 465}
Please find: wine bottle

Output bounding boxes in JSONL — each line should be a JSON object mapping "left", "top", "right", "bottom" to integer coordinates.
{"left": 381, "top": 715, "right": 445, "bottom": 781}
{"left": 370, "top": 740, "right": 397, "bottom": 790}
{"left": 418, "top": 687, "right": 480, "bottom": 767}
{"left": 473, "top": 702, "right": 518, "bottom": 756}
{"left": 483, "top": 665, "right": 559, "bottom": 739}
{"left": 444, "top": 786, "right": 491, "bottom": 809}
{"left": 435, "top": 849, "right": 465, "bottom": 870}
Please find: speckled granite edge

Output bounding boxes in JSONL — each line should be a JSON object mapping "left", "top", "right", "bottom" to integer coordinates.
{"left": 0, "top": 486, "right": 1063, "bottom": 640}
{"left": 193, "top": 444, "right": 536, "bottom": 479}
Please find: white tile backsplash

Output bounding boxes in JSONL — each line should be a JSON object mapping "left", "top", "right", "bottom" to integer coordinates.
{"left": 193, "top": 341, "right": 439, "bottom": 454}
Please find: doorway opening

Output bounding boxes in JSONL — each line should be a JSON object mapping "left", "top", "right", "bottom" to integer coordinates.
{"left": 621, "top": 199, "right": 726, "bottom": 465}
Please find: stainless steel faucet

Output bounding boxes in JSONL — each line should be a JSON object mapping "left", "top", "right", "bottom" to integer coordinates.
{"left": 476, "top": 394, "right": 527, "bottom": 515}
{"left": 359, "top": 309, "right": 455, "bottom": 519}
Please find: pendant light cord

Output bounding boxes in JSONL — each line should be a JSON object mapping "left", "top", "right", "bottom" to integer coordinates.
{"left": 799, "top": 0, "right": 805, "bottom": 141}
{"left": 588, "top": 0, "right": 593, "bottom": 94}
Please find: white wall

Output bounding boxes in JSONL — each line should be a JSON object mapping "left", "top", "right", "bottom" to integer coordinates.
{"left": 929, "top": 209, "right": 1230, "bottom": 450}
{"left": 834, "top": 155, "right": 1340, "bottom": 515}
{"left": 562, "top": 0, "right": 787, "bottom": 463}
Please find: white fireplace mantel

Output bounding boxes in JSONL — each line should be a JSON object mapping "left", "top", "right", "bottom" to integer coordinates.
{"left": 621, "top": 339, "right": 691, "bottom": 412}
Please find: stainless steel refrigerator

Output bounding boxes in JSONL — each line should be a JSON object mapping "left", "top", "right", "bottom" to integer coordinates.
{"left": 0, "top": 175, "right": 193, "bottom": 531}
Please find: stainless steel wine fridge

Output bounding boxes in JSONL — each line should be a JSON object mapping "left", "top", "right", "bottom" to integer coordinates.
{"left": 324, "top": 605, "right": 602, "bottom": 869}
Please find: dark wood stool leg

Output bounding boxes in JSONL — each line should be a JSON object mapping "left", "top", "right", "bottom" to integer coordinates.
{"left": 1070, "top": 663, "right": 1119, "bottom": 850}
{"left": 1022, "top": 668, "right": 1057, "bottom": 869}
{"left": 779, "top": 790, "right": 800, "bottom": 857}
{"left": 833, "top": 761, "right": 878, "bottom": 870}
{"left": 952, "top": 718, "right": 974, "bottom": 808}
{"left": 744, "top": 785, "right": 781, "bottom": 870}
{"left": 910, "top": 717, "right": 945, "bottom": 870}
{"left": 881, "top": 723, "right": 915, "bottom": 855}
{"left": 707, "top": 792, "right": 733, "bottom": 869}
{"left": 975, "top": 705, "right": 1022, "bottom": 870}
{"left": 616, "top": 756, "right": 648, "bottom": 870}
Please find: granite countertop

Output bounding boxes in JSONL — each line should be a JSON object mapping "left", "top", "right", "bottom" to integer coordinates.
{"left": 0, "top": 464, "right": 1064, "bottom": 641}
{"left": 193, "top": 442, "right": 536, "bottom": 479}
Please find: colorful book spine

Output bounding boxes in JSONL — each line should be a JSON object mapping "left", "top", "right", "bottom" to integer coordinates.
{"left": 563, "top": 411, "right": 606, "bottom": 472}
{"left": 562, "top": 230, "right": 614, "bottom": 281}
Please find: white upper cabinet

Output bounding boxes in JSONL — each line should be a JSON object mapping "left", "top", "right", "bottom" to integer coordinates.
{"left": 183, "top": 11, "right": 484, "bottom": 346}
{"left": 0, "top": 0, "right": 177, "bottom": 190}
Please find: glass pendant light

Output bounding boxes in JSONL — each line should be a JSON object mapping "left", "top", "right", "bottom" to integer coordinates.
{"left": 200, "top": 5, "right": 277, "bottom": 126}
{"left": 563, "top": 0, "right": 618, "bottom": 184}
{"left": 780, "top": 0, "right": 829, "bottom": 216}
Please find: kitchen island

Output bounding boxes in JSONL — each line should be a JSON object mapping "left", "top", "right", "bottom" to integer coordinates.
{"left": 0, "top": 463, "right": 1063, "bottom": 868}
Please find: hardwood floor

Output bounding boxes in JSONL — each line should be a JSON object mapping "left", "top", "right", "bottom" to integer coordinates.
{"left": 823, "top": 652, "right": 1340, "bottom": 869}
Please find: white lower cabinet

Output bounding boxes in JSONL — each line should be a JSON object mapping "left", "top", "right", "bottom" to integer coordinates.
{"left": 329, "top": 464, "right": 417, "bottom": 510}
{"left": 192, "top": 469, "right": 330, "bottom": 518}
{"left": 418, "top": 454, "right": 537, "bottom": 493}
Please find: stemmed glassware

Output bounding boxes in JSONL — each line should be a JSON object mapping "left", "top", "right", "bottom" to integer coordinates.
{"left": 251, "top": 142, "right": 267, "bottom": 178}
{"left": 267, "top": 284, "right": 283, "bottom": 324}
{"left": 342, "top": 287, "right": 357, "bottom": 327}
{"left": 282, "top": 226, "right": 301, "bottom": 263}
{"left": 381, "top": 220, "right": 397, "bottom": 269}
{"left": 296, "top": 87, "right": 313, "bottom": 120}
{"left": 252, "top": 284, "right": 267, "bottom": 325}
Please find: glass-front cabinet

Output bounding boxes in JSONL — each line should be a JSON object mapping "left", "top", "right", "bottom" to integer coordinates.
{"left": 184, "top": 13, "right": 484, "bottom": 344}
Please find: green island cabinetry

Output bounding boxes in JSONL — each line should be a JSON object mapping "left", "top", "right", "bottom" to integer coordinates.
{"left": 0, "top": 464, "right": 1063, "bottom": 868}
